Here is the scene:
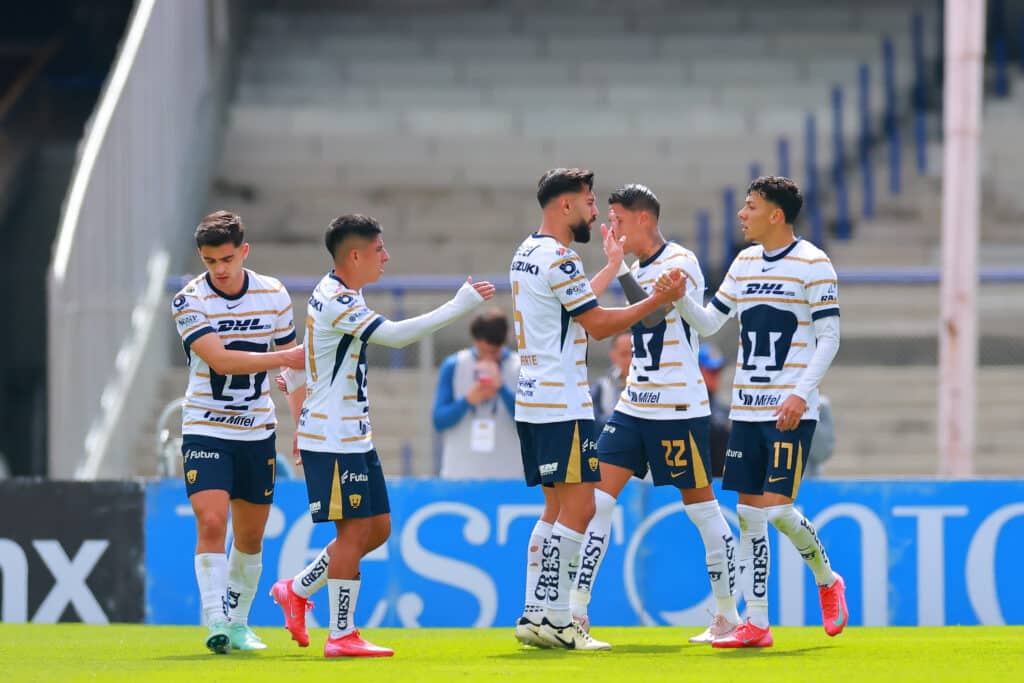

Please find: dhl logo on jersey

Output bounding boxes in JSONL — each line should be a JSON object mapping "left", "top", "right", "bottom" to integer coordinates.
{"left": 215, "top": 318, "right": 272, "bottom": 333}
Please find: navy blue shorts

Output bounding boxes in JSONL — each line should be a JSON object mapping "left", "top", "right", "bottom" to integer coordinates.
{"left": 300, "top": 449, "right": 390, "bottom": 522}
{"left": 516, "top": 419, "right": 601, "bottom": 487}
{"left": 181, "top": 433, "right": 276, "bottom": 504}
{"left": 722, "top": 420, "right": 817, "bottom": 498}
{"left": 597, "top": 411, "right": 713, "bottom": 489}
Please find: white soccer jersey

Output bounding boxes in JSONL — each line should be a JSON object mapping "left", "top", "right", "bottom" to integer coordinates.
{"left": 510, "top": 233, "right": 598, "bottom": 424}
{"left": 617, "top": 242, "right": 711, "bottom": 420}
{"left": 296, "top": 272, "right": 384, "bottom": 453}
{"left": 710, "top": 239, "right": 840, "bottom": 422}
{"left": 172, "top": 270, "right": 296, "bottom": 441}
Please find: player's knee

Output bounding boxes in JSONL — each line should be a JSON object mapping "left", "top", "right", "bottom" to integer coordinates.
{"left": 195, "top": 510, "right": 228, "bottom": 541}
{"left": 366, "top": 517, "right": 391, "bottom": 553}
{"left": 232, "top": 528, "right": 264, "bottom": 553}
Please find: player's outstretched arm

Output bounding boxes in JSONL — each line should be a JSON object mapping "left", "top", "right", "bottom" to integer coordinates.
{"left": 656, "top": 271, "right": 731, "bottom": 337}
{"left": 574, "top": 269, "right": 686, "bottom": 340}
{"left": 190, "top": 333, "right": 304, "bottom": 375}
{"left": 368, "top": 278, "right": 495, "bottom": 349}
{"left": 616, "top": 260, "right": 672, "bottom": 328}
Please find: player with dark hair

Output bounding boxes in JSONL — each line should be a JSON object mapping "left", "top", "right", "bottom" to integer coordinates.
{"left": 512, "top": 169, "right": 686, "bottom": 650}
{"left": 270, "top": 213, "right": 495, "bottom": 658}
{"left": 171, "top": 210, "right": 304, "bottom": 654}
{"left": 662, "top": 176, "right": 847, "bottom": 648}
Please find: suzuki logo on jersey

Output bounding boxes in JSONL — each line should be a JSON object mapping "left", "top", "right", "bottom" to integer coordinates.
{"left": 308, "top": 295, "right": 324, "bottom": 312}
{"left": 743, "top": 283, "right": 792, "bottom": 296}
{"left": 511, "top": 260, "right": 540, "bottom": 275}
{"left": 216, "top": 318, "right": 271, "bottom": 333}
{"left": 738, "top": 389, "right": 781, "bottom": 408}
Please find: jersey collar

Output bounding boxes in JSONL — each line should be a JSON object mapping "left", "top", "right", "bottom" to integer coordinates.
{"left": 205, "top": 270, "right": 249, "bottom": 301}
{"left": 329, "top": 271, "right": 352, "bottom": 289}
{"left": 762, "top": 238, "right": 801, "bottom": 262}
{"left": 638, "top": 241, "right": 668, "bottom": 268}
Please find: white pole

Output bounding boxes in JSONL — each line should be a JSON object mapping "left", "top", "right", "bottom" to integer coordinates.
{"left": 939, "top": 0, "right": 985, "bottom": 476}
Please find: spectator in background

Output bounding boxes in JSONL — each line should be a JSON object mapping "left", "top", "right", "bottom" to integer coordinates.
{"left": 591, "top": 331, "right": 631, "bottom": 433}
{"left": 699, "top": 342, "right": 731, "bottom": 478}
{"left": 433, "top": 307, "right": 521, "bottom": 479}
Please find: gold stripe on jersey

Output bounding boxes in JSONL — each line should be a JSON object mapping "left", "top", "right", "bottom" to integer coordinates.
{"left": 552, "top": 274, "right": 587, "bottom": 289}
{"left": 663, "top": 340, "right": 680, "bottom": 346}
{"left": 540, "top": 381, "right": 564, "bottom": 387}
{"left": 730, "top": 405, "right": 779, "bottom": 411}
{"left": 564, "top": 292, "right": 596, "bottom": 309}
{"left": 342, "top": 415, "right": 367, "bottom": 421}
{"left": 734, "top": 384, "right": 796, "bottom": 390}
{"left": 798, "top": 321, "right": 810, "bottom": 326}
{"left": 191, "top": 392, "right": 213, "bottom": 397}
{"left": 566, "top": 423, "right": 582, "bottom": 484}
{"left": 184, "top": 420, "right": 268, "bottom": 431}
{"left": 784, "top": 363, "right": 808, "bottom": 369}
{"left": 221, "top": 331, "right": 281, "bottom": 340}
{"left": 343, "top": 395, "right": 358, "bottom": 401}
{"left": 549, "top": 257, "right": 581, "bottom": 271}
{"left": 576, "top": 360, "right": 586, "bottom": 365}
{"left": 309, "top": 413, "right": 327, "bottom": 420}
{"left": 733, "top": 275, "right": 804, "bottom": 284}
{"left": 805, "top": 278, "right": 838, "bottom": 287}
{"left": 809, "top": 300, "right": 840, "bottom": 308}
{"left": 185, "top": 404, "right": 270, "bottom": 415}
{"left": 331, "top": 305, "right": 361, "bottom": 327}
{"left": 329, "top": 461, "right": 344, "bottom": 519}
{"left": 248, "top": 287, "right": 285, "bottom": 294}
{"left": 578, "top": 381, "right": 589, "bottom": 386}
{"left": 621, "top": 399, "right": 694, "bottom": 409}
{"left": 306, "top": 318, "right": 319, "bottom": 382}
{"left": 342, "top": 433, "right": 372, "bottom": 443}
{"left": 690, "top": 430, "right": 709, "bottom": 489}
{"left": 180, "top": 322, "right": 208, "bottom": 337}
{"left": 736, "top": 255, "right": 829, "bottom": 264}
{"left": 581, "top": 401, "right": 593, "bottom": 408}
{"left": 516, "top": 400, "right": 568, "bottom": 409}
{"left": 297, "top": 431, "right": 326, "bottom": 440}
{"left": 350, "top": 354, "right": 360, "bottom": 359}
{"left": 173, "top": 308, "right": 204, "bottom": 319}
{"left": 739, "top": 297, "right": 809, "bottom": 305}
{"left": 353, "top": 313, "right": 380, "bottom": 336}
{"left": 628, "top": 381, "right": 687, "bottom": 388}
{"left": 205, "top": 309, "right": 280, "bottom": 319}
{"left": 279, "top": 303, "right": 293, "bottom": 314}
{"left": 574, "top": 338, "right": 587, "bottom": 344}
{"left": 792, "top": 342, "right": 808, "bottom": 348}
{"left": 197, "top": 372, "right": 210, "bottom": 378}
{"left": 660, "top": 362, "right": 682, "bottom": 368}
{"left": 719, "top": 291, "right": 738, "bottom": 302}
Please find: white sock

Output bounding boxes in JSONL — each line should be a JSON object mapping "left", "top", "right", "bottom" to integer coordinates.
{"left": 765, "top": 504, "right": 836, "bottom": 586}
{"left": 225, "top": 547, "right": 262, "bottom": 626}
{"left": 293, "top": 546, "right": 330, "bottom": 599}
{"left": 545, "top": 522, "right": 584, "bottom": 626}
{"left": 524, "top": 520, "right": 553, "bottom": 616}
{"left": 684, "top": 500, "right": 740, "bottom": 624}
{"left": 737, "top": 504, "right": 770, "bottom": 629}
{"left": 570, "top": 489, "right": 616, "bottom": 619}
{"left": 328, "top": 577, "right": 360, "bottom": 639}
{"left": 194, "top": 553, "right": 227, "bottom": 626}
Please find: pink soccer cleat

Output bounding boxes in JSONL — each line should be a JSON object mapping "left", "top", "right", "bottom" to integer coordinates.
{"left": 711, "top": 619, "right": 774, "bottom": 649}
{"left": 324, "top": 630, "right": 394, "bottom": 658}
{"left": 269, "top": 579, "right": 313, "bottom": 647}
{"left": 819, "top": 571, "right": 848, "bottom": 637}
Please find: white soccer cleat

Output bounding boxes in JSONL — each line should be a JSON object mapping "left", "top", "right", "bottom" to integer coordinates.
{"left": 515, "top": 615, "right": 550, "bottom": 648}
{"left": 573, "top": 613, "right": 590, "bottom": 634}
{"left": 689, "top": 613, "right": 739, "bottom": 644}
{"left": 538, "top": 617, "right": 611, "bottom": 651}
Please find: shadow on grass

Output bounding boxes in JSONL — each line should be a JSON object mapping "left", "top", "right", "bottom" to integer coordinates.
{"left": 489, "top": 643, "right": 683, "bottom": 660}
{"left": 711, "top": 645, "right": 835, "bottom": 657}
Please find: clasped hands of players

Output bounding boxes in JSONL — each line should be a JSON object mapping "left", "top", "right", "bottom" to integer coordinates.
{"left": 652, "top": 270, "right": 805, "bottom": 432}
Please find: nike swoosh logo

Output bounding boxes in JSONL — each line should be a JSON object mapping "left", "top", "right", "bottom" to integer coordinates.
{"left": 670, "top": 471, "right": 688, "bottom": 478}
{"left": 226, "top": 302, "right": 242, "bottom": 309}
{"left": 768, "top": 476, "right": 788, "bottom": 483}
{"left": 264, "top": 489, "right": 273, "bottom": 497}
{"left": 553, "top": 633, "right": 575, "bottom": 649}
{"left": 761, "top": 267, "right": 776, "bottom": 272}
{"left": 834, "top": 604, "right": 845, "bottom": 626}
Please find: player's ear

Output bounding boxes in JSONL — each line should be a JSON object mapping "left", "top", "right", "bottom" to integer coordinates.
{"left": 241, "top": 242, "right": 250, "bottom": 259}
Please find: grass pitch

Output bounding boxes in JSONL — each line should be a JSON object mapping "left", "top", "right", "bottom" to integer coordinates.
{"left": 1, "top": 624, "right": 1020, "bottom": 682}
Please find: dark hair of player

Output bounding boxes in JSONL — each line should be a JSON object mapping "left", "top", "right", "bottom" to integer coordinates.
{"left": 608, "top": 183, "right": 661, "bottom": 219}
{"left": 469, "top": 307, "right": 509, "bottom": 347}
{"left": 195, "top": 210, "right": 244, "bottom": 248}
{"left": 748, "top": 175, "right": 803, "bottom": 224}
{"left": 536, "top": 167, "right": 595, "bottom": 208}
{"left": 325, "top": 213, "right": 382, "bottom": 258}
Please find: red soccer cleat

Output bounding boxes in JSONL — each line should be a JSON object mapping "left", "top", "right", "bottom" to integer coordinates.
{"left": 324, "top": 630, "right": 394, "bottom": 658}
{"left": 270, "top": 579, "right": 313, "bottom": 647}
{"left": 711, "top": 619, "right": 774, "bottom": 649}
{"left": 819, "top": 571, "right": 848, "bottom": 637}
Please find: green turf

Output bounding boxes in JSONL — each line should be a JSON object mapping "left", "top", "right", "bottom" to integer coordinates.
{"left": 1, "top": 624, "right": 1021, "bottom": 682}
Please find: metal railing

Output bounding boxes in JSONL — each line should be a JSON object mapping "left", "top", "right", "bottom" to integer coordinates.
{"left": 47, "top": 0, "right": 236, "bottom": 478}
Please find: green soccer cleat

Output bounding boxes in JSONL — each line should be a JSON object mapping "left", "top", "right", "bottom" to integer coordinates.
{"left": 206, "top": 621, "right": 231, "bottom": 655}
{"left": 229, "top": 624, "right": 268, "bottom": 651}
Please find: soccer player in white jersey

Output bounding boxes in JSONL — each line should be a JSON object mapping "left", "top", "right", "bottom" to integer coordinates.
{"left": 511, "top": 169, "right": 686, "bottom": 651}
{"left": 269, "top": 214, "right": 494, "bottom": 658}
{"left": 566, "top": 184, "right": 741, "bottom": 645}
{"left": 664, "top": 176, "right": 848, "bottom": 648}
{"left": 171, "top": 211, "right": 305, "bottom": 654}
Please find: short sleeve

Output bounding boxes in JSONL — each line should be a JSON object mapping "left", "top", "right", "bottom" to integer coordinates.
{"left": 805, "top": 260, "right": 840, "bottom": 321}
{"left": 273, "top": 288, "right": 297, "bottom": 345}
{"left": 548, "top": 254, "right": 598, "bottom": 317}
{"left": 171, "top": 293, "right": 214, "bottom": 348}
{"left": 328, "top": 292, "right": 386, "bottom": 341}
